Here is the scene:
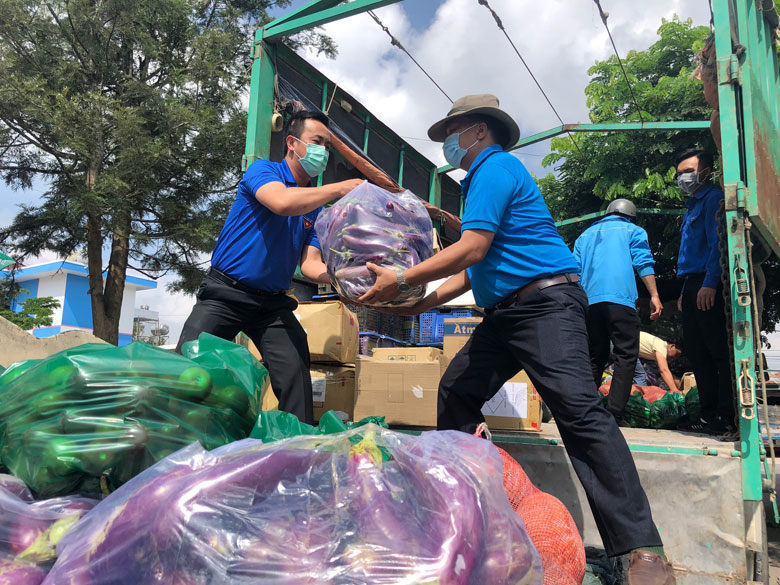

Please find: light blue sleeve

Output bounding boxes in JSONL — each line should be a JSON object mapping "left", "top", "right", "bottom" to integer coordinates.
{"left": 460, "top": 165, "right": 517, "bottom": 233}
{"left": 572, "top": 236, "right": 583, "bottom": 274}
{"left": 630, "top": 226, "right": 655, "bottom": 277}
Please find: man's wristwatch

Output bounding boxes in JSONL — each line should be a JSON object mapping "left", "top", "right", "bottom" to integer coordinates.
{"left": 395, "top": 267, "right": 411, "bottom": 293}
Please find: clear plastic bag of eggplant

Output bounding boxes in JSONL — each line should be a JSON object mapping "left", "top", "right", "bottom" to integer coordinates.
{"left": 315, "top": 182, "right": 434, "bottom": 307}
{"left": 43, "top": 427, "right": 542, "bottom": 585}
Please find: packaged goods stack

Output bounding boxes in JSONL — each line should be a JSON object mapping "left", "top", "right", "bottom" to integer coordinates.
{"left": 442, "top": 317, "right": 542, "bottom": 432}
{"left": 254, "top": 301, "right": 359, "bottom": 423}
{"left": 354, "top": 347, "right": 446, "bottom": 427}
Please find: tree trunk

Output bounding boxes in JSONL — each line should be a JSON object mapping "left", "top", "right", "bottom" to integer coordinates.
{"left": 100, "top": 210, "right": 131, "bottom": 344}
{"left": 83, "top": 130, "right": 122, "bottom": 345}
{"left": 85, "top": 211, "right": 112, "bottom": 343}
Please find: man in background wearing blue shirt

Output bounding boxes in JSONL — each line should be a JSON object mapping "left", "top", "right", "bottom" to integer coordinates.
{"left": 359, "top": 95, "right": 675, "bottom": 584}
{"left": 175, "top": 111, "right": 362, "bottom": 424}
{"left": 573, "top": 199, "right": 662, "bottom": 425}
{"left": 674, "top": 148, "right": 733, "bottom": 435}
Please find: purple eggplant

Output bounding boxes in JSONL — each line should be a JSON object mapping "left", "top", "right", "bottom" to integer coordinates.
{"left": 0, "top": 558, "right": 47, "bottom": 585}
{"left": 0, "top": 475, "right": 32, "bottom": 502}
{"left": 45, "top": 446, "right": 329, "bottom": 585}
{"left": 314, "top": 182, "right": 433, "bottom": 307}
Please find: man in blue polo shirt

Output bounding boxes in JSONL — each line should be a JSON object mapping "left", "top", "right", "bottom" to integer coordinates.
{"left": 176, "top": 110, "right": 362, "bottom": 424}
{"left": 573, "top": 198, "right": 662, "bottom": 425}
{"left": 359, "top": 94, "right": 674, "bottom": 584}
{"left": 674, "top": 148, "right": 733, "bottom": 435}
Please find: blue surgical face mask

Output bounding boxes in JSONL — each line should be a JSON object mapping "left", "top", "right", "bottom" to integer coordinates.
{"left": 293, "top": 137, "right": 329, "bottom": 177}
{"left": 442, "top": 124, "right": 479, "bottom": 168}
{"left": 677, "top": 170, "right": 701, "bottom": 194}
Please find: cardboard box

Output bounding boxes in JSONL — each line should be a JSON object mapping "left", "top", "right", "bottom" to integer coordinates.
{"left": 354, "top": 355, "right": 441, "bottom": 427}
{"left": 442, "top": 317, "right": 483, "bottom": 361}
{"left": 248, "top": 301, "right": 359, "bottom": 364}
{"left": 262, "top": 365, "right": 356, "bottom": 422}
{"left": 442, "top": 317, "right": 541, "bottom": 431}
{"left": 481, "top": 371, "right": 542, "bottom": 431}
{"left": 681, "top": 372, "right": 696, "bottom": 394}
{"left": 371, "top": 347, "right": 443, "bottom": 362}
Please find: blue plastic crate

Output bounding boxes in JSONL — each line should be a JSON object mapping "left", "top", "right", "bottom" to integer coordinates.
{"left": 416, "top": 308, "right": 484, "bottom": 344}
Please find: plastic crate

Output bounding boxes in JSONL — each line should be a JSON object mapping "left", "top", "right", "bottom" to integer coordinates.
{"left": 352, "top": 305, "right": 383, "bottom": 333}
{"left": 382, "top": 313, "right": 413, "bottom": 341}
{"left": 359, "top": 332, "right": 408, "bottom": 356}
{"left": 417, "top": 307, "right": 484, "bottom": 344}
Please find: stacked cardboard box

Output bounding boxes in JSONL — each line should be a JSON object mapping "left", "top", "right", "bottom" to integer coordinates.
{"left": 253, "top": 301, "right": 359, "bottom": 421}
{"left": 354, "top": 347, "right": 445, "bottom": 427}
{"left": 442, "top": 317, "right": 541, "bottom": 432}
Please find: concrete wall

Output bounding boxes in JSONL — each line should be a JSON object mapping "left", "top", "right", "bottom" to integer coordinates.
{"left": 0, "top": 316, "right": 106, "bottom": 368}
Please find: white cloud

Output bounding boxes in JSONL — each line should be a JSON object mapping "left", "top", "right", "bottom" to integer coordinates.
{"left": 300, "top": 0, "right": 712, "bottom": 176}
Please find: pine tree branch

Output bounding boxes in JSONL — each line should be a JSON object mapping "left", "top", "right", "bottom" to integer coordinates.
{"left": 0, "top": 165, "right": 62, "bottom": 175}
{"left": 43, "top": 0, "right": 89, "bottom": 71}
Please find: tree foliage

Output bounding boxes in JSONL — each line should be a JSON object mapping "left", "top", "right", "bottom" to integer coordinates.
{"left": 0, "top": 288, "right": 60, "bottom": 330}
{"left": 0, "top": 0, "right": 334, "bottom": 343}
{"left": 538, "top": 16, "right": 779, "bottom": 334}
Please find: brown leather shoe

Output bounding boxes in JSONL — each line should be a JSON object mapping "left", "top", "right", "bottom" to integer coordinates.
{"left": 627, "top": 550, "right": 676, "bottom": 585}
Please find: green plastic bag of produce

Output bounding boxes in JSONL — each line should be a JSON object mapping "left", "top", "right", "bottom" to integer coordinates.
{"left": 649, "top": 392, "right": 687, "bottom": 429}
{"left": 685, "top": 386, "right": 701, "bottom": 421}
{"left": 0, "top": 333, "right": 268, "bottom": 497}
{"left": 624, "top": 392, "right": 651, "bottom": 428}
{"left": 0, "top": 359, "right": 40, "bottom": 385}
{"left": 249, "top": 410, "right": 387, "bottom": 442}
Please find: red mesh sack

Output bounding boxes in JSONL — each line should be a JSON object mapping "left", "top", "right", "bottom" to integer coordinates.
{"left": 489, "top": 436, "right": 586, "bottom": 585}
{"left": 637, "top": 385, "right": 667, "bottom": 405}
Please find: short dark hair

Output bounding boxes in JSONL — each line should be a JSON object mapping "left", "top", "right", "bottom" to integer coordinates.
{"left": 467, "top": 114, "right": 511, "bottom": 149}
{"left": 667, "top": 355, "right": 691, "bottom": 378}
{"left": 283, "top": 110, "right": 329, "bottom": 156}
{"left": 675, "top": 148, "right": 714, "bottom": 170}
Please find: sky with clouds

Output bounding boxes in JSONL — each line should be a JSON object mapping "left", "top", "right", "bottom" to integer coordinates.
{"left": 7, "top": 0, "right": 777, "bottom": 351}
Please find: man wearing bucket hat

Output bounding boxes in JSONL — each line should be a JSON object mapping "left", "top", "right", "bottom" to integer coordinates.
{"left": 360, "top": 94, "right": 675, "bottom": 584}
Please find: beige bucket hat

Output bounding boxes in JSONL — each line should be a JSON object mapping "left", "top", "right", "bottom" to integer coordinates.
{"left": 427, "top": 93, "right": 520, "bottom": 149}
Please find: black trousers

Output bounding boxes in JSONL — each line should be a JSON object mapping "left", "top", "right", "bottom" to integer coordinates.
{"left": 176, "top": 273, "right": 314, "bottom": 424}
{"left": 586, "top": 302, "right": 641, "bottom": 418}
{"left": 681, "top": 275, "right": 733, "bottom": 421}
{"left": 438, "top": 283, "right": 661, "bottom": 557}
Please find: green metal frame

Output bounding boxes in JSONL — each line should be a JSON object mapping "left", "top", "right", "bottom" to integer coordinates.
{"left": 710, "top": 0, "right": 780, "bottom": 505}
{"left": 437, "top": 121, "right": 713, "bottom": 174}
{"left": 554, "top": 208, "right": 684, "bottom": 228}
{"left": 250, "top": 0, "right": 779, "bottom": 528}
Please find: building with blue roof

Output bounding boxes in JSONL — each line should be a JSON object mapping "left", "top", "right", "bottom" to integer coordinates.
{"left": 6, "top": 260, "right": 157, "bottom": 346}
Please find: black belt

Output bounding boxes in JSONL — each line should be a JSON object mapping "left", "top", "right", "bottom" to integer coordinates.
{"left": 493, "top": 273, "right": 579, "bottom": 310}
{"left": 207, "top": 267, "right": 284, "bottom": 297}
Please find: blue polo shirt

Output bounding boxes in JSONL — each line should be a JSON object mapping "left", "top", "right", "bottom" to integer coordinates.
{"left": 677, "top": 184, "right": 723, "bottom": 288}
{"left": 210, "top": 159, "right": 321, "bottom": 292}
{"left": 461, "top": 145, "right": 580, "bottom": 308}
{"left": 573, "top": 215, "right": 655, "bottom": 309}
